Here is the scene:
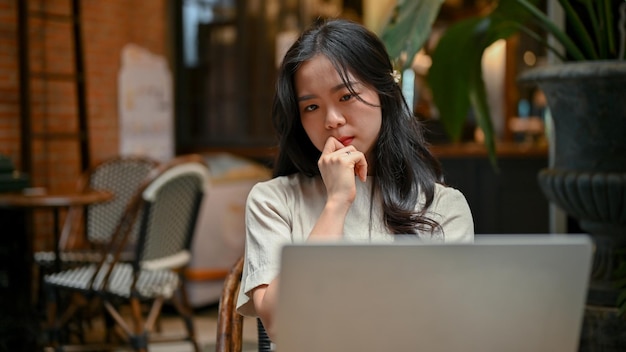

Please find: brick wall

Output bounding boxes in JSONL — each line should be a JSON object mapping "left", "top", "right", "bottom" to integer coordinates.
{"left": 81, "top": 0, "right": 169, "bottom": 164}
{"left": 0, "top": 0, "right": 169, "bottom": 250}
{"left": 0, "top": 1, "right": 21, "bottom": 166}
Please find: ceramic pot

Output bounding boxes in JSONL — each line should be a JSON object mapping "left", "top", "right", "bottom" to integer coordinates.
{"left": 521, "top": 61, "right": 626, "bottom": 351}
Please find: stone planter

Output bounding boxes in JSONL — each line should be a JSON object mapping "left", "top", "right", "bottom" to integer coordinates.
{"left": 521, "top": 61, "right": 626, "bottom": 351}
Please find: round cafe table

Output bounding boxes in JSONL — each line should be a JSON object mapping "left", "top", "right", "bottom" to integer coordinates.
{"left": 0, "top": 188, "right": 112, "bottom": 348}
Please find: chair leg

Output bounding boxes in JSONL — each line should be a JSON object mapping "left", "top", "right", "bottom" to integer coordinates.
{"left": 104, "top": 306, "right": 117, "bottom": 342}
{"left": 171, "top": 286, "right": 200, "bottom": 352}
{"left": 35, "top": 263, "right": 46, "bottom": 311}
{"left": 45, "top": 287, "right": 87, "bottom": 348}
{"left": 102, "top": 299, "right": 148, "bottom": 351}
{"left": 129, "top": 297, "right": 150, "bottom": 351}
{"left": 103, "top": 300, "right": 132, "bottom": 335}
{"left": 45, "top": 285, "right": 61, "bottom": 348}
{"left": 146, "top": 301, "right": 163, "bottom": 333}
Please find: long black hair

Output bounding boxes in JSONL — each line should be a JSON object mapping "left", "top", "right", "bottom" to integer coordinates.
{"left": 272, "top": 19, "right": 442, "bottom": 235}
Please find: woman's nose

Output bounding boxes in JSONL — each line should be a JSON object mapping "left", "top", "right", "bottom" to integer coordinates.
{"left": 325, "top": 108, "right": 346, "bottom": 129}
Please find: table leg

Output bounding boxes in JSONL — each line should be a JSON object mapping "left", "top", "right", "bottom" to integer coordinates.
{"left": 0, "top": 209, "right": 39, "bottom": 351}
{"left": 52, "top": 209, "right": 61, "bottom": 272}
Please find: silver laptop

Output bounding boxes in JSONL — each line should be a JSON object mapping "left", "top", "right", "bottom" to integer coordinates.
{"left": 274, "top": 235, "right": 593, "bottom": 352}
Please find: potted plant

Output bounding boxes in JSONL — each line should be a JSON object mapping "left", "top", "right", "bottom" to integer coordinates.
{"left": 382, "top": 0, "right": 624, "bottom": 163}
{"left": 383, "top": 0, "right": 626, "bottom": 350}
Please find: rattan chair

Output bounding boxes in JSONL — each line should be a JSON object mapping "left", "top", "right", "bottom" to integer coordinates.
{"left": 34, "top": 156, "right": 159, "bottom": 341}
{"left": 43, "top": 154, "right": 210, "bottom": 352}
{"left": 216, "top": 256, "right": 274, "bottom": 352}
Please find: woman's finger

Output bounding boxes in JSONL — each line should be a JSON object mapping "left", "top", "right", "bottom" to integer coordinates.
{"left": 321, "top": 137, "right": 345, "bottom": 156}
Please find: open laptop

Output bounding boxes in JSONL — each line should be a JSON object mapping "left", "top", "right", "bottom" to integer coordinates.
{"left": 274, "top": 235, "right": 593, "bottom": 352}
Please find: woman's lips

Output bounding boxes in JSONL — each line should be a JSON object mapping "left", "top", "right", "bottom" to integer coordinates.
{"left": 338, "top": 137, "right": 354, "bottom": 146}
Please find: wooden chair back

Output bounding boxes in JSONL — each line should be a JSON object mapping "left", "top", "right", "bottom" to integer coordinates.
{"left": 216, "top": 256, "right": 274, "bottom": 352}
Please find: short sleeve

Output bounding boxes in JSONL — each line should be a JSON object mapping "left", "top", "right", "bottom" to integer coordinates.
{"left": 431, "top": 184, "right": 474, "bottom": 242}
{"left": 236, "top": 179, "right": 293, "bottom": 317}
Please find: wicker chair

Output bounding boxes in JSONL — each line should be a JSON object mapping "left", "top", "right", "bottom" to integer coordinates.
{"left": 216, "top": 256, "right": 274, "bottom": 352}
{"left": 34, "top": 156, "right": 159, "bottom": 342}
{"left": 43, "top": 154, "right": 210, "bottom": 352}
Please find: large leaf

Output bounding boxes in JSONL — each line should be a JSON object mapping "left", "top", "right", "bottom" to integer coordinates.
{"left": 381, "top": 0, "right": 446, "bottom": 69}
{"left": 427, "top": 0, "right": 542, "bottom": 165}
{"left": 428, "top": 18, "right": 481, "bottom": 144}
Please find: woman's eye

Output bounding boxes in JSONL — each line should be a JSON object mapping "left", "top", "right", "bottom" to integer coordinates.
{"left": 304, "top": 104, "right": 318, "bottom": 112}
{"left": 340, "top": 93, "right": 355, "bottom": 102}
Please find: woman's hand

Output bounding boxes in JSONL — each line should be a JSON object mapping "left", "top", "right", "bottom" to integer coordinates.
{"left": 318, "top": 137, "right": 367, "bottom": 206}
{"left": 306, "top": 137, "right": 368, "bottom": 241}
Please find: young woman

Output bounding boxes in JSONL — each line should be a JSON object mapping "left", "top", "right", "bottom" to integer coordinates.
{"left": 236, "top": 18, "right": 474, "bottom": 340}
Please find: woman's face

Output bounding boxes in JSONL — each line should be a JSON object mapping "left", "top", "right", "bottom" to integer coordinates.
{"left": 295, "top": 54, "right": 382, "bottom": 159}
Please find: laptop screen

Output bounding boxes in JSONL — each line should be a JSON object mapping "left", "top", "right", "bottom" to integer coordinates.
{"left": 274, "top": 235, "right": 593, "bottom": 352}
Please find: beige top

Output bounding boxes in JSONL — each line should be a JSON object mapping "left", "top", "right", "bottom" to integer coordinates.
{"left": 236, "top": 173, "right": 474, "bottom": 316}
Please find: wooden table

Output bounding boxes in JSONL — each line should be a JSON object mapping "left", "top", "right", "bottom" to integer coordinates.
{"left": 0, "top": 189, "right": 113, "bottom": 351}
{"left": 0, "top": 188, "right": 113, "bottom": 348}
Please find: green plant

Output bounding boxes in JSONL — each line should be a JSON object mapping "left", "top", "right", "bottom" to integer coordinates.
{"left": 382, "top": 0, "right": 625, "bottom": 165}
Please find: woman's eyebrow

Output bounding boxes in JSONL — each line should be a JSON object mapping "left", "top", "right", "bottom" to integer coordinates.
{"left": 332, "top": 81, "right": 358, "bottom": 92}
{"left": 297, "top": 94, "right": 315, "bottom": 102}
{"left": 297, "top": 81, "right": 360, "bottom": 102}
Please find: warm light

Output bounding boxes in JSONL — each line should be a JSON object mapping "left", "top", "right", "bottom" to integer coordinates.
{"left": 412, "top": 49, "right": 432, "bottom": 75}
{"left": 523, "top": 51, "right": 537, "bottom": 66}
{"left": 482, "top": 39, "right": 506, "bottom": 138}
